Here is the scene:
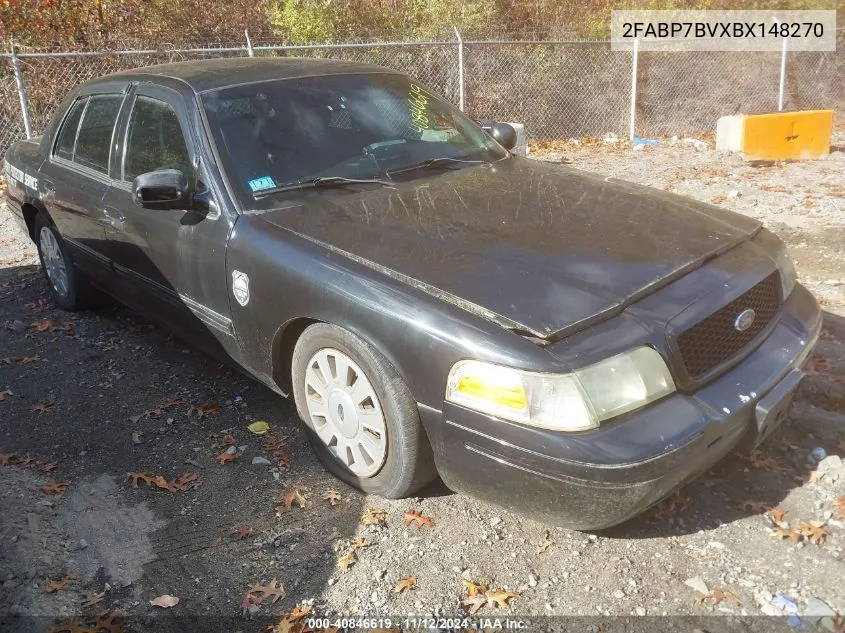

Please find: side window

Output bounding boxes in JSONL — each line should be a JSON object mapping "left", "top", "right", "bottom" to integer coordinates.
{"left": 74, "top": 95, "right": 123, "bottom": 173}
{"left": 124, "top": 96, "right": 191, "bottom": 181}
{"left": 54, "top": 98, "right": 86, "bottom": 161}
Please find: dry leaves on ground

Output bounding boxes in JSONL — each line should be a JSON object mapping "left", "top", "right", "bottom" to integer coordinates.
{"left": 0, "top": 388, "right": 12, "bottom": 401}
{"left": 40, "top": 480, "right": 70, "bottom": 496}
{"left": 767, "top": 507, "right": 788, "bottom": 524}
{"left": 461, "top": 581, "right": 518, "bottom": 614}
{"left": 799, "top": 521, "right": 830, "bottom": 545}
{"left": 263, "top": 432, "right": 291, "bottom": 469}
{"left": 276, "top": 487, "right": 307, "bottom": 516}
{"left": 801, "top": 470, "right": 825, "bottom": 486}
{"left": 403, "top": 509, "right": 434, "bottom": 529}
{"left": 244, "top": 579, "right": 285, "bottom": 606}
{"left": 149, "top": 594, "right": 180, "bottom": 608}
{"left": 43, "top": 576, "right": 71, "bottom": 593}
{"left": 834, "top": 497, "right": 845, "bottom": 519}
{"left": 215, "top": 452, "right": 238, "bottom": 465}
{"left": 322, "top": 490, "right": 342, "bottom": 506}
{"left": 337, "top": 550, "right": 357, "bottom": 572}
{"left": 31, "top": 402, "right": 53, "bottom": 413}
{"left": 805, "top": 356, "right": 834, "bottom": 376}
{"left": 394, "top": 576, "right": 417, "bottom": 593}
{"left": 745, "top": 450, "right": 785, "bottom": 470}
{"left": 126, "top": 471, "right": 199, "bottom": 493}
{"left": 268, "top": 604, "right": 313, "bottom": 633}
{"left": 351, "top": 537, "right": 370, "bottom": 550}
{"left": 188, "top": 402, "right": 221, "bottom": 418}
{"left": 772, "top": 527, "right": 802, "bottom": 543}
{"left": 650, "top": 492, "right": 690, "bottom": 519}
{"left": 361, "top": 508, "right": 387, "bottom": 526}
{"left": 232, "top": 525, "right": 253, "bottom": 539}
{"left": 736, "top": 499, "right": 772, "bottom": 513}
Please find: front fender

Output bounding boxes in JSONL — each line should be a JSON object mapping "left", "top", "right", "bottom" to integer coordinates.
{"left": 224, "top": 215, "right": 554, "bottom": 413}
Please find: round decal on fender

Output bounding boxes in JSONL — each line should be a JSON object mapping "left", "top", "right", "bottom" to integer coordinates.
{"left": 232, "top": 270, "right": 250, "bottom": 307}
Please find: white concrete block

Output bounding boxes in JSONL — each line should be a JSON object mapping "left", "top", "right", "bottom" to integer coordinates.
{"left": 716, "top": 115, "right": 745, "bottom": 152}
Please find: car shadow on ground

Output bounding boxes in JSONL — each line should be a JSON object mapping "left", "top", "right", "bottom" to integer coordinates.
{"left": 0, "top": 263, "right": 366, "bottom": 631}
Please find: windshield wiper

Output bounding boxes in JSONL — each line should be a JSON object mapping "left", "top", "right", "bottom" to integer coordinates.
{"left": 253, "top": 176, "right": 395, "bottom": 198}
{"left": 387, "top": 156, "right": 485, "bottom": 177}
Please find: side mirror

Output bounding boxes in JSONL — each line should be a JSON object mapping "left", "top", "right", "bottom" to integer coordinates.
{"left": 489, "top": 122, "right": 517, "bottom": 151}
{"left": 132, "top": 169, "right": 193, "bottom": 210}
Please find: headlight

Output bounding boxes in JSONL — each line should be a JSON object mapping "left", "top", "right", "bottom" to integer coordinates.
{"left": 445, "top": 347, "right": 675, "bottom": 432}
{"left": 773, "top": 243, "right": 797, "bottom": 299}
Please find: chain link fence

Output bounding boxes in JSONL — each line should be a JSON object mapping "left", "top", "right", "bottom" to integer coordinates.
{"left": 1, "top": 29, "right": 843, "bottom": 158}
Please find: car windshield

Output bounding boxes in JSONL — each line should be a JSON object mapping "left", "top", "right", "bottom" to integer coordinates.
{"left": 201, "top": 73, "right": 508, "bottom": 209}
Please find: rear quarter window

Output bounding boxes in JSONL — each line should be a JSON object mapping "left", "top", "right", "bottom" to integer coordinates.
{"left": 54, "top": 98, "right": 86, "bottom": 161}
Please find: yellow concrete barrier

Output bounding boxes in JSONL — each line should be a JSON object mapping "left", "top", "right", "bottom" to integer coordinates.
{"left": 716, "top": 110, "right": 834, "bottom": 161}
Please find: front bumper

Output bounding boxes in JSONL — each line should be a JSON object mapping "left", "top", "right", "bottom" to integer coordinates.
{"left": 430, "top": 284, "right": 822, "bottom": 530}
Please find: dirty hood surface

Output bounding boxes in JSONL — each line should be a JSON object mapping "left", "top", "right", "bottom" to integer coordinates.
{"left": 257, "top": 157, "right": 761, "bottom": 339}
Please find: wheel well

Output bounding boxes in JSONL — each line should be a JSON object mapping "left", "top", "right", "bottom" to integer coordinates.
{"left": 271, "top": 317, "right": 320, "bottom": 395}
{"left": 21, "top": 203, "right": 41, "bottom": 242}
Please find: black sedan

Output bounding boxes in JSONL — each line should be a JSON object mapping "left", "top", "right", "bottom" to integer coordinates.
{"left": 3, "top": 58, "right": 821, "bottom": 529}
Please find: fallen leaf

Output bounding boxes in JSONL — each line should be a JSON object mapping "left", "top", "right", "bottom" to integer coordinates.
{"left": 232, "top": 525, "right": 253, "bottom": 539}
{"left": 536, "top": 530, "right": 554, "bottom": 553}
{"left": 772, "top": 527, "right": 801, "bottom": 543}
{"left": 463, "top": 580, "right": 489, "bottom": 597}
{"left": 323, "top": 490, "right": 342, "bottom": 506}
{"left": 711, "top": 588, "right": 742, "bottom": 607}
{"left": 834, "top": 497, "right": 845, "bottom": 519}
{"left": 799, "top": 520, "right": 830, "bottom": 545}
{"left": 246, "top": 578, "right": 285, "bottom": 603}
{"left": 43, "top": 576, "right": 71, "bottom": 593}
{"left": 215, "top": 452, "right": 238, "bottom": 465}
{"left": 126, "top": 471, "right": 153, "bottom": 488}
{"left": 0, "top": 453, "right": 16, "bottom": 465}
{"left": 403, "top": 509, "right": 434, "bottom": 529}
{"left": 485, "top": 588, "right": 519, "bottom": 609}
{"left": 361, "top": 508, "right": 387, "bottom": 526}
{"left": 239, "top": 591, "right": 262, "bottom": 615}
{"left": 21, "top": 356, "right": 40, "bottom": 364}
{"left": 462, "top": 593, "right": 487, "bottom": 614}
{"left": 31, "top": 402, "right": 53, "bottom": 413}
{"left": 150, "top": 474, "right": 170, "bottom": 490}
{"left": 394, "top": 576, "right": 416, "bottom": 593}
{"left": 38, "top": 461, "right": 58, "bottom": 474}
{"left": 40, "top": 480, "right": 70, "bottom": 496}
{"left": 269, "top": 604, "right": 313, "bottom": 632}
{"left": 767, "top": 507, "right": 787, "bottom": 524}
{"left": 32, "top": 319, "right": 53, "bottom": 332}
{"left": 694, "top": 592, "right": 710, "bottom": 604}
{"left": 805, "top": 356, "right": 833, "bottom": 376}
{"left": 81, "top": 590, "right": 105, "bottom": 607}
{"left": 188, "top": 402, "right": 221, "bottom": 418}
{"left": 337, "top": 550, "right": 357, "bottom": 572}
{"left": 650, "top": 491, "right": 689, "bottom": 519}
{"left": 92, "top": 611, "right": 125, "bottom": 633}
{"left": 736, "top": 499, "right": 771, "bottom": 513}
{"left": 0, "top": 389, "right": 12, "bottom": 401}
{"left": 247, "top": 420, "right": 270, "bottom": 436}
{"left": 746, "top": 450, "right": 785, "bottom": 470}
{"left": 276, "top": 487, "right": 306, "bottom": 515}
{"left": 149, "top": 594, "right": 180, "bottom": 608}
{"left": 48, "top": 617, "right": 98, "bottom": 633}
{"left": 351, "top": 537, "right": 370, "bottom": 550}
{"left": 168, "top": 472, "right": 199, "bottom": 492}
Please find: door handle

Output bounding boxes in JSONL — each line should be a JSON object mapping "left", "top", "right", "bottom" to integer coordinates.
{"left": 103, "top": 207, "right": 125, "bottom": 229}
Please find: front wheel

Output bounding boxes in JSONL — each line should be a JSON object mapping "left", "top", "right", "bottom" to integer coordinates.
{"left": 291, "top": 323, "right": 437, "bottom": 498}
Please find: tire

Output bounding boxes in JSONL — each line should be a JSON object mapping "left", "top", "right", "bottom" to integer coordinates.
{"left": 292, "top": 323, "right": 437, "bottom": 498}
{"left": 34, "top": 212, "right": 97, "bottom": 311}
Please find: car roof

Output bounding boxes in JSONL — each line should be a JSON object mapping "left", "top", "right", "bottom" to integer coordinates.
{"left": 103, "top": 57, "right": 397, "bottom": 93}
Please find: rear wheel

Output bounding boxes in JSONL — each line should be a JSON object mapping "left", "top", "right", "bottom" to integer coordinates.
{"left": 292, "top": 323, "right": 437, "bottom": 498}
{"left": 34, "top": 212, "right": 97, "bottom": 311}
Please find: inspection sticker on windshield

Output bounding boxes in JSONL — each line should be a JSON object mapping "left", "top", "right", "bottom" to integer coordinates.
{"left": 248, "top": 176, "right": 276, "bottom": 192}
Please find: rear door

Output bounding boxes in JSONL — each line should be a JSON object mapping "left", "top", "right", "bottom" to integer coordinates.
{"left": 102, "top": 83, "right": 235, "bottom": 354}
{"left": 39, "top": 88, "right": 128, "bottom": 285}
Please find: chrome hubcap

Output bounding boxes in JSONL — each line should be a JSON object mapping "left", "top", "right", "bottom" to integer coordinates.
{"left": 39, "top": 226, "right": 68, "bottom": 298}
{"left": 304, "top": 348, "right": 387, "bottom": 478}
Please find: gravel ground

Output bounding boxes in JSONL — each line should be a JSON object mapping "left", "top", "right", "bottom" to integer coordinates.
{"left": 1, "top": 137, "right": 844, "bottom": 633}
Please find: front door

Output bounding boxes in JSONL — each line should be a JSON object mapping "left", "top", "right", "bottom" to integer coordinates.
{"left": 102, "top": 84, "right": 235, "bottom": 355}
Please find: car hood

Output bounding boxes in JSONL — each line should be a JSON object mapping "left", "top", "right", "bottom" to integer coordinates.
{"left": 257, "top": 157, "right": 761, "bottom": 340}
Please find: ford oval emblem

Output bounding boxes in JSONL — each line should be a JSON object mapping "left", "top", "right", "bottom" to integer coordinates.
{"left": 734, "top": 308, "right": 756, "bottom": 332}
